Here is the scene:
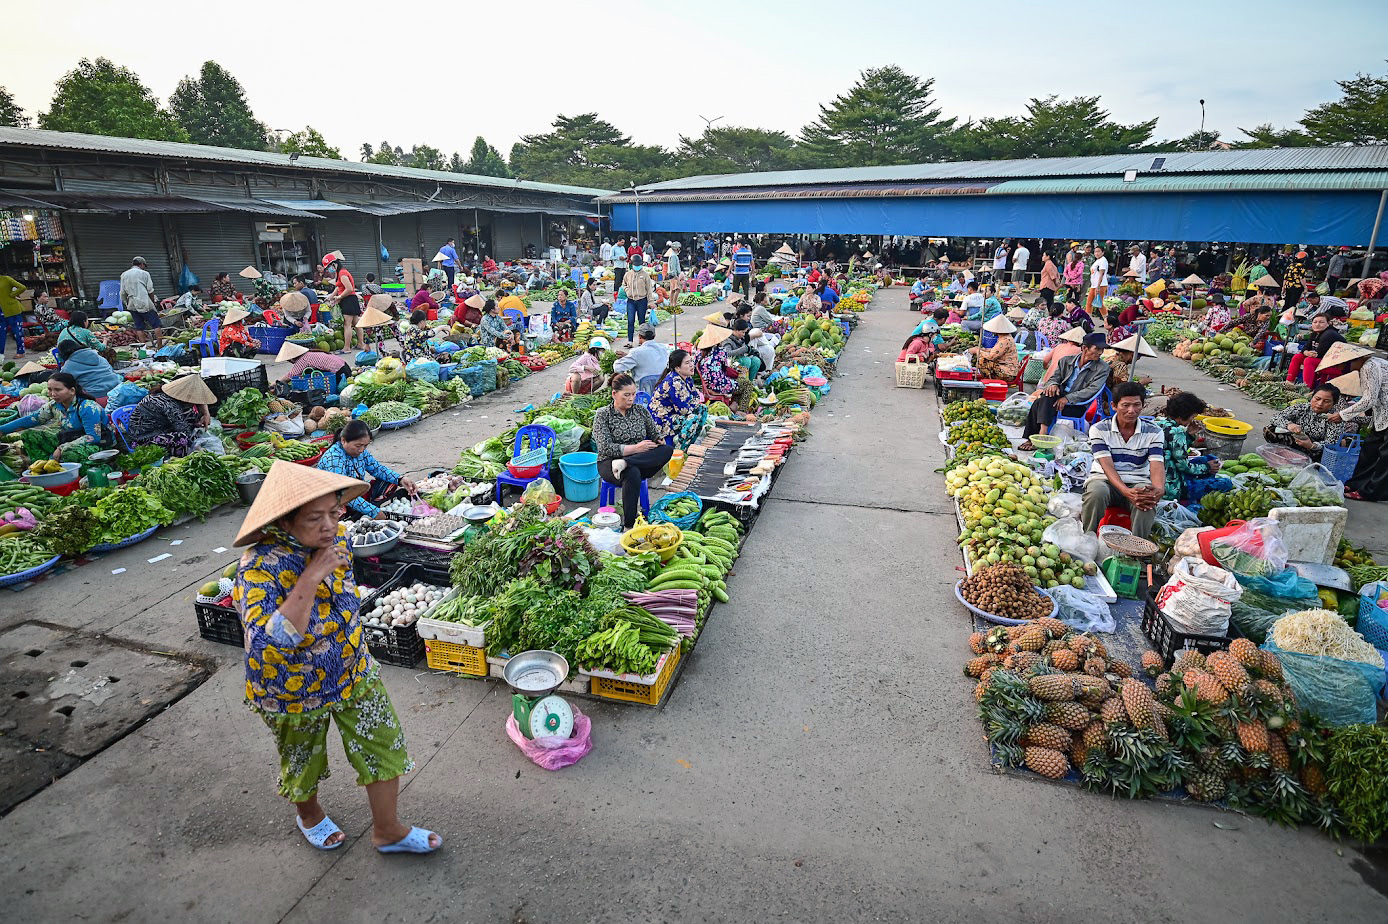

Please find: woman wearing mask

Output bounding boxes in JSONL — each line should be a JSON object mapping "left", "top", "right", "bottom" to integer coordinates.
{"left": 593, "top": 373, "right": 673, "bottom": 528}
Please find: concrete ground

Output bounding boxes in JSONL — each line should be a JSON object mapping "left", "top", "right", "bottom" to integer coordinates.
{"left": 0, "top": 289, "right": 1386, "bottom": 923}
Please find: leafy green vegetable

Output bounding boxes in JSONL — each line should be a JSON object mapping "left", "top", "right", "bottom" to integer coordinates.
{"left": 218, "top": 388, "right": 270, "bottom": 428}
{"left": 141, "top": 451, "right": 236, "bottom": 518}
{"left": 114, "top": 444, "right": 165, "bottom": 472}
{"left": 33, "top": 505, "right": 100, "bottom": 556}
{"left": 1326, "top": 725, "right": 1388, "bottom": 842}
{"left": 90, "top": 486, "right": 173, "bottom": 542}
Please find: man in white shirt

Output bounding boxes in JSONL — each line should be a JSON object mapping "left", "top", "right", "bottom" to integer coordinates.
{"left": 1011, "top": 243, "right": 1031, "bottom": 286}
{"left": 119, "top": 256, "right": 164, "bottom": 347}
{"left": 612, "top": 327, "right": 669, "bottom": 391}
{"left": 600, "top": 239, "right": 613, "bottom": 262}
{"left": 1128, "top": 246, "right": 1147, "bottom": 284}
{"left": 993, "top": 242, "right": 1009, "bottom": 282}
{"left": 1086, "top": 246, "right": 1110, "bottom": 313}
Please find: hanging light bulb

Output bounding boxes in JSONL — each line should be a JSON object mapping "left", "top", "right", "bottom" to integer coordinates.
{"left": 21, "top": 213, "right": 34, "bottom": 221}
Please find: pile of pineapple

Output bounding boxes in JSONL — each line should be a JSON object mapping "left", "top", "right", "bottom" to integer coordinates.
{"left": 969, "top": 626, "right": 1341, "bottom": 830}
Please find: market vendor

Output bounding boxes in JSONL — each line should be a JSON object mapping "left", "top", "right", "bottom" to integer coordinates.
{"left": 408, "top": 288, "right": 440, "bottom": 315}
{"left": 1019, "top": 331, "right": 1110, "bottom": 451}
{"left": 1081, "top": 382, "right": 1165, "bottom": 539}
{"left": 1200, "top": 292, "right": 1231, "bottom": 333}
{"left": 968, "top": 316, "right": 1020, "bottom": 381}
{"left": 1106, "top": 334, "right": 1155, "bottom": 388}
{"left": 398, "top": 310, "right": 435, "bottom": 363}
{"left": 322, "top": 253, "right": 366, "bottom": 356}
{"left": 750, "top": 292, "right": 778, "bottom": 330}
{"left": 56, "top": 310, "right": 103, "bottom": 353}
{"left": 219, "top": 306, "right": 262, "bottom": 358}
{"left": 1219, "top": 303, "right": 1275, "bottom": 352}
{"left": 1155, "top": 391, "right": 1222, "bottom": 501}
{"left": 614, "top": 328, "right": 670, "bottom": 393}
{"left": 1263, "top": 383, "right": 1345, "bottom": 461}
{"left": 1330, "top": 353, "right": 1388, "bottom": 501}
{"left": 909, "top": 307, "right": 949, "bottom": 343}
{"left": 125, "top": 374, "right": 215, "bottom": 457}
{"left": 317, "top": 419, "right": 417, "bottom": 519}
{"left": 959, "top": 282, "right": 987, "bottom": 333}
{"left": 551, "top": 288, "right": 578, "bottom": 339}
{"left": 649, "top": 349, "right": 704, "bottom": 442}
{"left": 578, "top": 279, "right": 606, "bottom": 329}
{"left": 497, "top": 289, "right": 528, "bottom": 320}
{"left": 696, "top": 324, "right": 752, "bottom": 409}
{"left": 564, "top": 336, "right": 608, "bottom": 395}
{"left": 0, "top": 371, "right": 114, "bottom": 460}
{"left": 232, "top": 461, "right": 439, "bottom": 855}
{"left": 209, "top": 272, "right": 238, "bottom": 303}
{"left": 277, "top": 291, "right": 313, "bottom": 334}
{"left": 1286, "top": 314, "right": 1345, "bottom": 388}
{"left": 57, "top": 339, "right": 120, "bottom": 399}
{"left": 748, "top": 328, "right": 776, "bottom": 379}
{"left": 453, "top": 293, "right": 485, "bottom": 329}
{"left": 274, "top": 341, "right": 352, "bottom": 393}
{"left": 290, "top": 275, "right": 320, "bottom": 321}
{"left": 477, "top": 300, "right": 518, "bottom": 352}
{"left": 594, "top": 372, "right": 674, "bottom": 529}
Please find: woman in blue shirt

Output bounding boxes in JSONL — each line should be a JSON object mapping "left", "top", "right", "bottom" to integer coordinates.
{"left": 0, "top": 371, "right": 112, "bottom": 460}
{"left": 316, "top": 420, "right": 417, "bottom": 519}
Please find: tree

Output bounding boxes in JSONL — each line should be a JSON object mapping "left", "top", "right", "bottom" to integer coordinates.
{"left": 362, "top": 140, "right": 402, "bottom": 165}
{"left": 277, "top": 126, "right": 341, "bottom": 159}
{"left": 1168, "top": 128, "right": 1223, "bottom": 152}
{"left": 169, "top": 61, "right": 267, "bottom": 150}
{"left": 798, "top": 66, "right": 956, "bottom": 167}
{"left": 947, "top": 96, "right": 1156, "bottom": 160}
{"left": 463, "top": 136, "right": 511, "bottom": 177}
{"left": 447, "top": 152, "right": 466, "bottom": 173}
{"left": 0, "top": 87, "right": 29, "bottom": 128}
{"left": 509, "top": 114, "right": 632, "bottom": 184}
{"left": 404, "top": 144, "right": 446, "bottom": 171}
{"left": 1233, "top": 123, "right": 1312, "bottom": 149}
{"left": 674, "top": 126, "right": 798, "bottom": 175}
{"left": 1299, "top": 65, "right": 1388, "bottom": 145}
{"left": 39, "top": 57, "right": 186, "bottom": 141}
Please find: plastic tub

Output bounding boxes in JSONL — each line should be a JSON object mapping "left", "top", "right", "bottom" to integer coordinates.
{"left": 23, "top": 462, "right": 81, "bottom": 487}
{"left": 236, "top": 471, "right": 265, "bottom": 505}
{"left": 1202, "top": 416, "right": 1253, "bottom": 437}
{"left": 981, "top": 379, "right": 1008, "bottom": 402}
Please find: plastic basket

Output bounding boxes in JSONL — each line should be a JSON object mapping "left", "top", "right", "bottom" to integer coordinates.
{"left": 0, "top": 553, "right": 61, "bottom": 587}
{"left": 205, "top": 364, "right": 270, "bottom": 403}
{"left": 247, "top": 325, "right": 289, "bottom": 355}
{"left": 359, "top": 563, "right": 442, "bottom": 666}
{"left": 1320, "top": 436, "right": 1362, "bottom": 483}
{"left": 954, "top": 579, "right": 1057, "bottom": 626}
{"left": 1141, "top": 591, "right": 1232, "bottom": 666}
{"left": 88, "top": 524, "right": 160, "bottom": 553}
{"left": 584, "top": 643, "right": 681, "bottom": 706}
{"left": 649, "top": 491, "right": 703, "bottom": 529}
{"left": 194, "top": 600, "right": 243, "bottom": 646}
{"left": 378, "top": 408, "right": 422, "bottom": 431}
{"left": 895, "top": 358, "right": 928, "bottom": 389}
{"left": 423, "top": 638, "right": 488, "bottom": 676}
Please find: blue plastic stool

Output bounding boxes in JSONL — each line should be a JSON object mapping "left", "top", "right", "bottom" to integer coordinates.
{"left": 599, "top": 477, "right": 650, "bottom": 517}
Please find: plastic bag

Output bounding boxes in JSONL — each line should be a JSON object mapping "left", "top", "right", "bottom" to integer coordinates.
{"left": 504, "top": 709, "right": 593, "bottom": 770}
{"left": 1287, "top": 462, "right": 1345, "bottom": 506}
{"left": 1173, "top": 526, "right": 1212, "bottom": 559}
{"left": 355, "top": 350, "right": 379, "bottom": 366}
{"left": 1049, "top": 585, "right": 1116, "bottom": 633}
{"left": 1228, "top": 471, "right": 1279, "bottom": 491}
{"left": 189, "top": 428, "right": 223, "bottom": 455}
{"left": 264, "top": 412, "right": 304, "bottom": 437}
{"left": 582, "top": 527, "right": 624, "bottom": 555}
{"left": 995, "top": 392, "right": 1031, "bottom": 427}
{"left": 522, "top": 478, "right": 558, "bottom": 505}
{"left": 1155, "top": 556, "right": 1242, "bottom": 636}
{"left": 1042, "top": 517, "right": 1101, "bottom": 565}
{"left": 1236, "top": 567, "right": 1317, "bottom": 600}
{"left": 105, "top": 383, "right": 148, "bottom": 409}
{"left": 1263, "top": 641, "right": 1383, "bottom": 726}
{"left": 17, "top": 394, "right": 46, "bottom": 415}
{"left": 405, "top": 359, "right": 440, "bottom": 383}
{"left": 531, "top": 415, "right": 584, "bottom": 455}
{"left": 1357, "top": 582, "right": 1388, "bottom": 650}
{"left": 1047, "top": 493, "right": 1083, "bottom": 519}
{"left": 1208, "top": 517, "right": 1288, "bottom": 576}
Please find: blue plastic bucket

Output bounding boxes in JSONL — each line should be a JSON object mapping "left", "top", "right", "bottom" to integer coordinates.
{"left": 559, "top": 452, "right": 599, "bottom": 501}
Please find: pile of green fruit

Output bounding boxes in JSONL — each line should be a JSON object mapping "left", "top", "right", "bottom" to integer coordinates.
{"left": 1217, "top": 452, "right": 1282, "bottom": 479}
{"left": 946, "top": 420, "right": 1009, "bottom": 449}
{"left": 1197, "top": 484, "right": 1285, "bottom": 527}
{"left": 943, "top": 399, "right": 994, "bottom": 425}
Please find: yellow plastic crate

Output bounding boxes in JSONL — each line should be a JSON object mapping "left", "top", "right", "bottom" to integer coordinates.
{"left": 424, "top": 639, "right": 488, "bottom": 676}
{"left": 588, "top": 644, "right": 682, "bottom": 706}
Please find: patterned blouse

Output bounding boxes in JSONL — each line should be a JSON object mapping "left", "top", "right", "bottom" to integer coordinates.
{"left": 1339, "top": 356, "right": 1388, "bottom": 432}
{"left": 398, "top": 323, "right": 435, "bottom": 363}
{"left": 592, "top": 403, "right": 663, "bottom": 461}
{"left": 649, "top": 371, "right": 704, "bottom": 440}
{"left": 1269, "top": 402, "right": 1347, "bottom": 454}
{"left": 1156, "top": 417, "right": 1216, "bottom": 501}
{"left": 0, "top": 397, "right": 109, "bottom": 455}
{"left": 127, "top": 392, "right": 198, "bottom": 446}
{"left": 316, "top": 442, "right": 400, "bottom": 517}
{"left": 210, "top": 278, "right": 238, "bottom": 301}
{"left": 698, "top": 345, "right": 738, "bottom": 397}
{"left": 220, "top": 322, "right": 258, "bottom": 352}
{"left": 1038, "top": 316, "right": 1070, "bottom": 347}
{"left": 233, "top": 523, "right": 374, "bottom": 715}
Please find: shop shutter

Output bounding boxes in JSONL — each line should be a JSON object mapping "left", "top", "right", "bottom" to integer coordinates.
{"left": 379, "top": 215, "right": 420, "bottom": 268}
{"left": 419, "top": 210, "right": 462, "bottom": 264}
{"left": 491, "top": 212, "right": 523, "bottom": 260}
{"left": 318, "top": 213, "right": 381, "bottom": 282}
{"left": 66, "top": 213, "right": 173, "bottom": 301}
{"left": 175, "top": 213, "right": 256, "bottom": 296}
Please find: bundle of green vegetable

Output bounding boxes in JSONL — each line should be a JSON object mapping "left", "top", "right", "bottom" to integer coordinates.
{"left": 0, "top": 535, "right": 55, "bottom": 574}
{"left": 113, "top": 444, "right": 165, "bottom": 473}
{"left": 33, "top": 505, "right": 100, "bottom": 557}
{"left": 369, "top": 401, "right": 418, "bottom": 423}
{"left": 452, "top": 452, "right": 502, "bottom": 480}
{"left": 679, "top": 292, "right": 714, "bottom": 307}
{"left": 218, "top": 389, "right": 270, "bottom": 428}
{"left": 403, "top": 381, "right": 452, "bottom": 415}
{"left": 90, "top": 486, "right": 173, "bottom": 543}
{"left": 575, "top": 607, "right": 679, "bottom": 674}
{"left": 141, "top": 451, "right": 236, "bottom": 518}
{"left": 351, "top": 380, "right": 407, "bottom": 406}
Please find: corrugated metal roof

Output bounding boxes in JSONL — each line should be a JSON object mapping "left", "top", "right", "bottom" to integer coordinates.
{"left": 263, "top": 198, "right": 357, "bottom": 212}
{"left": 989, "top": 172, "right": 1388, "bottom": 195}
{"left": 615, "top": 181, "right": 1002, "bottom": 204}
{"left": 0, "top": 127, "right": 612, "bottom": 198}
{"left": 191, "top": 197, "right": 325, "bottom": 219}
{"left": 0, "top": 190, "right": 60, "bottom": 209}
{"left": 26, "top": 192, "right": 225, "bottom": 213}
{"left": 602, "top": 146, "right": 1388, "bottom": 199}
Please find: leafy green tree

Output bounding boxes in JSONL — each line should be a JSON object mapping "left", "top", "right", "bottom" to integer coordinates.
{"left": 277, "top": 126, "right": 341, "bottom": 159}
{"left": 0, "top": 87, "right": 29, "bottom": 128}
{"left": 675, "top": 126, "right": 798, "bottom": 175}
{"left": 509, "top": 114, "right": 631, "bottom": 183}
{"left": 1299, "top": 65, "right": 1388, "bottom": 144}
{"left": 169, "top": 61, "right": 267, "bottom": 150}
{"left": 463, "top": 136, "right": 511, "bottom": 177}
{"left": 361, "top": 140, "right": 402, "bottom": 164}
{"left": 1233, "top": 123, "right": 1312, "bottom": 149}
{"left": 799, "top": 66, "right": 955, "bottom": 167}
{"left": 39, "top": 57, "right": 186, "bottom": 141}
{"left": 947, "top": 96, "right": 1156, "bottom": 160}
{"left": 406, "top": 144, "right": 446, "bottom": 171}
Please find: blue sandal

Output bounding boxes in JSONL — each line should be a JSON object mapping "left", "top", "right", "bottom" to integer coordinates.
{"left": 377, "top": 826, "right": 441, "bottom": 854}
{"left": 297, "top": 815, "right": 345, "bottom": 850}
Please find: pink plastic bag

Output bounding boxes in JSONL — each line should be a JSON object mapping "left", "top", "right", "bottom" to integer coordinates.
{"left": 504, "top": 707, "right": 593, "bottom": 770}
{"left": 17, "top": 394, "right": 45, "bottom": 415}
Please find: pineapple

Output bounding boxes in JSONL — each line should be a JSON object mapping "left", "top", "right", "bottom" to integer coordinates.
{"left": 1077, "top": 683, "right": 1109, "bottom": 709}
{"left": 1035, "top": 617, "right": 1068, "bottom": 638}
{"left": 1044, "top": 701, "right": 1092, "bottom": 731}
{"left": 1182, "top": 669, "right": 1230, "bottom": 705}
{"left": 1023, "top": 746, "right": 1070, "bottom": 780}
{"left": 1010, "top": 651, "right": 1042, "bottom": 674}
{"left": 1083, "top": 657, "right": 1108, "bottom": 677}
{"left": 1120, "top": 679, "right": 1158, "bottom": 732}
{"left": 1266, "top": 733, "right": 1291, "bottom": 772}
{"left": 1042, "top": 639, "right": 1067, "bottom": 656}
{"left": 1154, "top": 672, "right": 1173, "bottom": 696}
{"left": 1108, "top": 660, "right": 1134, "bottom": 680}
{"left": 1099, "top": 696, "right": 1127, "bottom": 725}
{"left": 1237, "top": 721, "right": 1270, "bottom": 754}
{"left": 1172, "top": 649, "right": 1206, "bottom": 671}
{"left": 1300, "top": 763, "right": 1328, "bottom": 797}
{"left": 1257, "top": 650, "right": 1284, "bottom": 681}
{"left": 1186, "top": 771, "right": 1228, "bottom": 803}
{"left": 1027, "top": 674, "right": 1076, "bottom": 702}
{"left": 964, "top": 655, "right": 997, "bottom": 678}
{"left": 969, "top": 632, "right": 986, "bottom": 656}
{"left": 1015, "top": 628, "right": 1046, "bottom": 652}
{"left": 1068, "top": 635, "right": 1098, "bottom": 658}
{"left": 1140, "top": 650, "right": 1165, "bottom": 678}
{"left": 1205, "top": 651, "right": 1251, "bottom": 692}
{"left": 985, "top": 626, "right": 1010, "bottom": 653}
{"left": 1022, "top": 723, "right": 1073, "bottom": 750}
{"left": 1049, "top": 649, "right": 1080, "bottom": 672}
{"left": 1228, "top": 637, "right": 1260, "bottom": 670}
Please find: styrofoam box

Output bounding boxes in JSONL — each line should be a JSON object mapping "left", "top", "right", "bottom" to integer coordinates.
{"left": 1269, "top": 505, "right": 1347, "bottom": 565}
{"left": 200, "top": 356, "right": 262, "bottom": 377}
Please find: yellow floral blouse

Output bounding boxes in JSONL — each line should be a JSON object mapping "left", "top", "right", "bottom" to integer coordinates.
{"left": 233, "top": 522, "right": 374, "bottom": 715}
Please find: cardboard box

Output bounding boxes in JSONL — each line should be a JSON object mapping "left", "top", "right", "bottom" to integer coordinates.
{"left": 399, "top": 258, "right": 424, "bottom": 296}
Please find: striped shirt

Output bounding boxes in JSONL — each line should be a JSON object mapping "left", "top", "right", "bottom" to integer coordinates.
{"left": 732, "top": 246, "right": 753, "bottom": 274}
{"left": 1087, "top": 418, "right": 1165, "bottom": 486}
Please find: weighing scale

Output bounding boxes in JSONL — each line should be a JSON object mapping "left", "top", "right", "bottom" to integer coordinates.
{"left": 455, "top": 503, "right": 501, "bottom": 544}
{"left": 1100, "top": 532, "right": 1158, "bottom": 600}
{"left": 503, "top": 650, "right": 575, "bottom": 740}
{"left": 85, "top": 449, "right": 121, "bottom": 487}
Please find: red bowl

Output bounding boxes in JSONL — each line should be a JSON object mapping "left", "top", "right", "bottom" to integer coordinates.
{"left": 544, "top": 497, "right": 562, "bottom": 515}
{"left": 508, "top": 463, "right": 543, "bottom": 479}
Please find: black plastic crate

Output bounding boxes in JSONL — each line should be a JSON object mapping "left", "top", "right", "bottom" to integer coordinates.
{"left": 1141, "top": 591, "right": 1232, "bottom": 667}
{"left": 359, "top": 563, "right": 448, "bottom": 667}
{"left": 195, "top": 600, "right": 244, "bottom": 647}
{"left": 205, "top": 365, "right": 270, "bottom": 403}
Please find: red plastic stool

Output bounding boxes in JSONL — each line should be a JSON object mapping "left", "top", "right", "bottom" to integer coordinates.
{"left": 1097, "top": 507, "right": 1131, "bottom": 531}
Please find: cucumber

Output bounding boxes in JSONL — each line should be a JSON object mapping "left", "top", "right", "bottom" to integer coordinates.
{"left": 652, "top": 567, "right": 703, "bottom": 584}
{"left": 648, "top": 579, "right": 704, "bottom": 591}
{"left": 712, "top": 585, "right": 729, "bottom": 603}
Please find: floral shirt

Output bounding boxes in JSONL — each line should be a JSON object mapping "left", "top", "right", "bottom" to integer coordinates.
{"left": 1202, "top": 303, "right": 1231, "bottom": 333}
{"left": 1269, "top": 402, "right": 1347, "bottom": 454}
{"left": 316, "top": 442, "right": 400, "bottom": 517}
{"left": 1038, "top": 316, "right": 1070, "bottom": 346}
{"left": 0, "top": 396, "right": 109, "bottom": 454}
{"left": 698, "top": 345, "right": 739, "bottom": 397}
{"left": 234, "top": 523, "right": 374, "bottom": 715}
{"left": 398, "top": 323, "right": 435, "bottom": 363}
{"left": 210, "top": 278, "right": 238, "bottom": 301}
{"left": 649, "top": 372, "right": 704, "bottom": 440}
{"left": 220, "top": 323, "right": 258, "bottom": 352}
{"left": 1157, "top": 417, "right": 1215, "bottom": 501}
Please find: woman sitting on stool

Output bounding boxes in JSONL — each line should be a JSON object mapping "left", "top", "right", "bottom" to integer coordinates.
{"left": 593, "top": 373, "right": 673, "bottom": 529}
{"left": 316, "top": 419, "right": 416, "bottom": 520}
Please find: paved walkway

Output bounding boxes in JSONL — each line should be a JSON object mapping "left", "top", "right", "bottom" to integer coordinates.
{"left": 0, "top": 290, "right": 1385, "bottom": 923}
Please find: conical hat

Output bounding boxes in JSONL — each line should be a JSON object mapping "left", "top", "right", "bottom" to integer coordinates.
{"left": 431, "top": 251, "right": 449, "bottom": 263}
{"left": 464, "top": 294, "right": 485, "bottom": 310}
{"left": 162, "top": 373, "right": 218, "bottom": 405}
{"left": 697, "top": 325, "right": 733, "bottom": 349}
{"left": 1110, "top": 334, "right": 1157, "bottom": 358}
{"left": 1059, "top": 327, "right": 1087, "bottom": 344}
{"left": 16, "top": 361, "right": 47, "bottom": 376}
{"left": 366, "top": 293, "right": 395, "bottom": 312}
{"left": 861, "top": 251, "right": 873, "bottom": 259}
{"left": 703, "top": 312, "right": 728, "bottom": 326}
{"left": 1319, "top": 341, "right": 1373, "bottom": 368}
{"left": 1254, "top": 275, "right": 1281, "bottom": 288}
{"left": 234, "top": 460, "right": 369, "bottom": 547}
{"left": 358, "top": 305, "right": 393, "bottom": 328}
{"left": 982, "top": 315, "right": 1017, "bottom": 334}
{"left": 1006, "top": 306, "right": 1027, "bottom": 320}
{"left": 238, "top": 266, "right": 262, "bottom": 279}
{"left": 223, "top": 306, "right": 251, "bottom": 326}
{"left": 278, "top": 291, "right": 310, "bottom": 315}
{"left": 1328, "top": 370, "right": 1362, "bottom": 396}
{"left": 1123, "top": 268, "right": 1141, "bottom": 278}
{"left": 1182, "top": 274, "right": 1204, "bottom": 285}
{"left": 775, "top": 243, "right": 795, "bottom": 255}
{"left": 276, "top": 341, "right": 310, "bottom": 363}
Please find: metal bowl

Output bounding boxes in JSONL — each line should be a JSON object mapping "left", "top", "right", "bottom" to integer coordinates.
{"left": 349, "top": 520, "right": 405, "bottom": 557}
{"left": 24, "top": 462, "right": 81, "bottom": 487}
{"left": 502, "top": 650, "right": 569, "bottom": 696}
{"left": 459, "top": 504, "right": 500, "bottom": 523}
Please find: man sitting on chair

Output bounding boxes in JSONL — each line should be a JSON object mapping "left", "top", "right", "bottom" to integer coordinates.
{"left": 1081, "top": 382, "right": 1165, "bottom": 540}
{"left": 1019, "top": 331, "right": 1110, "bottom": 450}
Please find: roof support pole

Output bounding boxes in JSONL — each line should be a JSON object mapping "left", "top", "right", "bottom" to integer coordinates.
{"left": 1361, "top": 188, "right": 1387, "bottom": 280}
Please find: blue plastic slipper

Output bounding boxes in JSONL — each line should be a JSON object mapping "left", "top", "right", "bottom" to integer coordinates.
{"left": 377, "top": 826, "right": 441, "bottom": 854}
{"left": 297, "top": 815, "right": 345, "bottom": 850}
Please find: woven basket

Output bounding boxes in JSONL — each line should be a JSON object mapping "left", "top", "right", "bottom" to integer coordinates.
{"left": 895, "top": 357, "right": 928, "bottom": 389}
{"left": 1022, "top": 354, "right": 1047, "bottom": 384}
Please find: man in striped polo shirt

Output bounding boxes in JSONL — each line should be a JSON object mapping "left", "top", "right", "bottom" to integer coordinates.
{"left": 1081, "top": 381, "right": 1165, "bottom": 539}
{"left": 730, "top": 239, "right": 755, "bottom": 298}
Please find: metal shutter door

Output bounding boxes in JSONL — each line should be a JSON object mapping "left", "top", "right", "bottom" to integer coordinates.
{"left": 176, "top": 213, "right": 255, "bottom": 294}
{"left": 67, "top": 213, "right": 173, "bottom": 300}
{"left": 491, "top": 213, "right": 523, "bottom": 260}
{"left": 379, "top": 215, "right": 419, "bottom": 267}
{"left": 419, "top": 211, "right": 461, "bottom": 263}
{"left": 319, "top": 213, "right": 380, "bottom": 282}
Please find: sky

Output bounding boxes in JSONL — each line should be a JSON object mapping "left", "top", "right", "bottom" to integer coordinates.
{"left": 6, "top": 0, "right": 1387, "bottom": 160}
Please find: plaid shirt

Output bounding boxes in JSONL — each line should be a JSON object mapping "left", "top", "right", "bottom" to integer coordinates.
{"left": 316, "top": 442, "right": 399, "bottom": 517}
